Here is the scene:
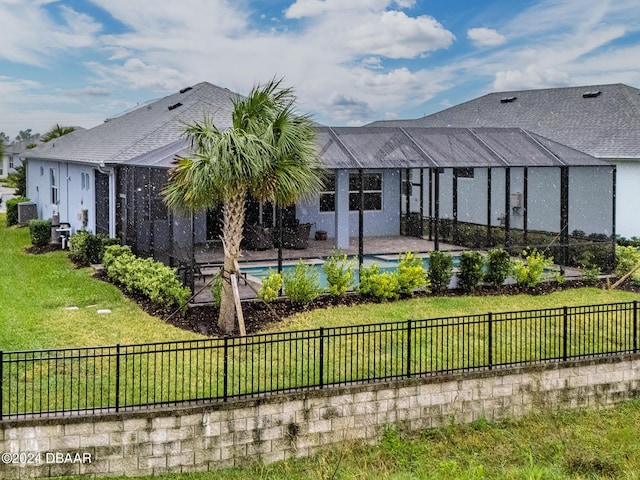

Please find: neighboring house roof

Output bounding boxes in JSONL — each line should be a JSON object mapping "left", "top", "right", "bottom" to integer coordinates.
{"left": 25, "top": 82, "right": 238, "bottom": 165}
{"left": 369, "top": 84, "right": 640, "bottom": 159}
{"left": 125, "top": 126, "right": 606, "bottom": 170}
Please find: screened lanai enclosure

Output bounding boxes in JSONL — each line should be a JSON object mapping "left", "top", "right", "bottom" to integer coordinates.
{"left": 115, "top": 127, "right": 616, "bottom": 292}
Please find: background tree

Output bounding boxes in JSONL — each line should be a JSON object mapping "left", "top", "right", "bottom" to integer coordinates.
{"left": 164, "top": 79, "right": 326, "bottom": 334}
{"left": 0, "top": 132, "right": 10, "bottom": 145}
{"left": 15, "top": 129, "right": 39, "bottom": 144}
{"left": 40, "top": 124, "right": 76, "bottom": 143}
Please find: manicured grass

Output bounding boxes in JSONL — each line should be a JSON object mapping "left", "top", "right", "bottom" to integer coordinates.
{"left": 99, "top": 399, "right": 640, "bottom": 479}
{"left": 267, "top": 286, "right": 640, "bottom": 332}
{"left": 0, "top": 214, "right": 203, "bottom": 351}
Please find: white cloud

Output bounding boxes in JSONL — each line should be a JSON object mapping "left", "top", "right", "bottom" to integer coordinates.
{"left": 493, "top": 65, "right": 572, "bottom": 91}
{"left": 467, "top": 27, "right": 506, "bottom": 47}
{"left": 285, "top": 0, "right": 391, "bottom": 19}
{"left": 344, "top": 11, "right": 454, "bottom": 58}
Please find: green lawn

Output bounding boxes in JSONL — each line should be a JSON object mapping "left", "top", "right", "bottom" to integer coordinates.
{"left": 0, "top": 214, "right": 203, "bottom": 351}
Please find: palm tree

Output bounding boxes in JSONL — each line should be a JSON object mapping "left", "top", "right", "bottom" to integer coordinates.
{"left": 163, "top": 80, "right": 326, "bottom": 334}
{"left": 40, "top": 124, "right": 75, "bottom": 143}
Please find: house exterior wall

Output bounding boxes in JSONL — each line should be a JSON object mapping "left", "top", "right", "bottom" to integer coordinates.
{"left": 407, "top": 166, "right": 611, "bottom": 237}
{"left": 609, "top": 159, "right": 640, "bottom": 238}
{"left": 296, "top": 169, "right": 401, "bottom": 240}
{"left": 26, "top": 159, "right": 96, "bottom": 233}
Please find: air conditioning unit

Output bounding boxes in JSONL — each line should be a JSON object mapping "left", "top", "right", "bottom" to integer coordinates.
{"left": 17, "top": 202, "right": 37, "bottom": 224}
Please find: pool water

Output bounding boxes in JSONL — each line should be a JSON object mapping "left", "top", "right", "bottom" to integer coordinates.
{"left": 241, "top": 254, "right": 461, "bottom": 289}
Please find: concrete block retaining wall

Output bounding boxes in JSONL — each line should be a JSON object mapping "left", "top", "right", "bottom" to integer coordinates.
{"left": 2, "top": 355, "right": 640, "bottom": 478}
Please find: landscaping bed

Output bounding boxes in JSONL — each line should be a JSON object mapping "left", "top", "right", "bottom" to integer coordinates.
{"left": 172, "top": 278, "right": 639, "bottom": 337}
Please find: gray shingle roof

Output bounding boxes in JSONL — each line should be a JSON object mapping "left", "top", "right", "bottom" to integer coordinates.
{"left": 369, "top": 83, "right": 640, "bottom": 158}
{"left": 24, "top": 82, "right": 238, "bottom": 165}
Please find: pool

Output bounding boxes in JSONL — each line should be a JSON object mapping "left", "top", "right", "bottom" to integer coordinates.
{"left": 240, "top": 254, "right": 462, "bottom": 288}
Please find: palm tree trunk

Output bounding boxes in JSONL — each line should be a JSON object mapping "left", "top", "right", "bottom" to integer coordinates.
{"left": 218, "top": 187, "right": 246, "bottom": 334}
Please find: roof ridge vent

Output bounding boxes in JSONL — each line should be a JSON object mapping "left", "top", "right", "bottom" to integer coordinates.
{"left": 500, "top": 96, "right": 517, "bottom": 103}
{"left": 179, "top": 87, "right": 193, "bottom": 94}
{"left": 168, "top": 102, "right": 183, "bottom": 111}
{"left": 582, "top": 90, "right": 601, "bottom": 98}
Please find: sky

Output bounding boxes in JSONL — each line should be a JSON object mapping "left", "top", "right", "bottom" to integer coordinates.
{"left": 1, "top": 0, "right": 640, "bottom": 140}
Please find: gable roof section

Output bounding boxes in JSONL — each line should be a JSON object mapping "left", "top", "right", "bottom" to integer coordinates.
{"left": 369, "top": 83, "right": 640, "bottom": 158}
{"left": 25, "top": 82, "right": 238, "bottom": 165}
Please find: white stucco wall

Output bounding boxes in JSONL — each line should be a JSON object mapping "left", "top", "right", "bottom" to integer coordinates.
{"left": 406, "top": 166, "right": 612, "bottom": 237}
{"left": 609, "top": 159, "right": 640, "bottom": 238}
{"left": 296, "top": 169, "right": 401, "bottom": 240}
{"left": 26, "top": 159, "right": 96, "bottom": 233}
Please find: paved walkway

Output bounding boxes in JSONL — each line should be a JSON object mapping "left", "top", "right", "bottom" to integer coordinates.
{"left": 0, "top": 185, "right": 17, "bottom": 213}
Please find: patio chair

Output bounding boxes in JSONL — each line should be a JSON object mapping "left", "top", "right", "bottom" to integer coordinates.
{"left": 241, "top": 224, "right": 273, "bottom": 251}
{"left": 273, "top": 221, "right": 311, "bottom": 250}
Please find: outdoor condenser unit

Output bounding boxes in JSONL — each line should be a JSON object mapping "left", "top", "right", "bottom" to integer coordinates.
{"left": 17, "top": 202, "right": 37, "bottom": 224}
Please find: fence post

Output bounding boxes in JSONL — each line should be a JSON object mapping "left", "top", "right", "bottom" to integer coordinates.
{"left": 115, "top": 344, "right": 121, "bottom": 413}
{"left": 563, "top": 306, "right": 568, "bottom": 361}
{"left": 488, "top": 313, "right": 493, "bottom": 370}
{"left": 634, "top": 300, "right": 638, "bottom": 354}
{"left": 223, "top": 337, "right": 229, "bottom": 402}
{"left": 406, "top": 320, "right": 412, "bottom": 378}
{"left": 319, "top": 327, "right": 325, "bottom": 389}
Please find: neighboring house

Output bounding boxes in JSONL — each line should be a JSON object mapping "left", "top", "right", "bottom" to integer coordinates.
{"left": 1, "top": 142, "right": 26, "bottom": 179}
{"left": 370, "top": 83, "right": 640, "bottom": 238}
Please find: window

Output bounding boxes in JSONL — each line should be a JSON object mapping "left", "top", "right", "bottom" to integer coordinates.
{"left": 319, "top": 174, "right": 335, "bottom": 212}
{"left": 349, "top": 173, "right": 382, "bottom": 211}
{"left": 50, "top": 168, "right": 58, "bottom": 205}
{"left": 81, "top": 172, "right": 91, "bottom": 190}
{"left": 454, "top": 167, "right": 474, "bottom": 178}
{"left": 318, "top": 172, "right": 383, "bottom": 212}
{"left": 8, "top": 156, "right": 14, "bottom": 169}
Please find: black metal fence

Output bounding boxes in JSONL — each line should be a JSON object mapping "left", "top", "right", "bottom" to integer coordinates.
{"left": 1, "top": 301, "right": 638, "bottom": 419}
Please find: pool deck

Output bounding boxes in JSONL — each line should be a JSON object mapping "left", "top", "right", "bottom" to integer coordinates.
{"left": 191, "top": 235, "right": 462, "bottom": 303}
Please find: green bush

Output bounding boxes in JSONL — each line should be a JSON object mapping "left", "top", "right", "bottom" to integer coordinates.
{"left": 396, "top": 252, "right": 428, "bottom": 294}
{"left": 258, "top": 270, "right": 282, "bottom": 303}
{"left": 323, "top": 250, "right": 355, "bottom": 297}
{"left": 484, "top": 248, "right": 512, "bottom": 286}
{"left": 615, "top": 245, "right": 640, "bottom": 278}
{"left": 283, "top": 261, "right": 322, "bottom": 305}
{"left": 358, "top": 264, "right": 400, "bottom": 301}
{"left": 513, "top": 249, "right": 553, "bottom": 288}
{"left": 211, "top": 274, "right": 223, "bottom": 308}
{"left": 5, "top": 197, "right": 29, "bottom": 226}
{"left": 458, "top": 251, "right": 485, "bottom": 292}
{"left": 428, "top": 251, "right": 453, "bottom": 293}
{"left": 69, "top": 231, "right": 119, "bottom": 265}
{"left": 102, "top": 245, "right": 191, "bottom": 312}
{"left": 28, "top": 219, "right": 52, "bottom": 247}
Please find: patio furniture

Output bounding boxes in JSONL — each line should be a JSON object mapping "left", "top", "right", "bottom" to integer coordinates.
{"left": 241, "top": 224, "right": 273, "bottom": 250}
{"left": 273, "top": 221, "right": 311, "bottom": 250}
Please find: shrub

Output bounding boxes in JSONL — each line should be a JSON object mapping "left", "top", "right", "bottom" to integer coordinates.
{"left": 484, "top": 248, "right": 512, "bottom": 286}
{"left": 513, "top": 249, "right": 553, "bottom": 288}
{"left": 358, "top": 264, "right": 400, "bottom": 301}
{"left": 283, "top": 261, "right": 322, "bottom": 305}
{"left": 28, "top": 219, "right": 52, "bottom": 247}
{"left": 5, "top": 196, "right": 29, "bottom": 226}
{"left": 428, "top": 251, "right": 453, "bottom": 293}
{"left": 323, "top": 250, "right": 355, "bottom": 297}
{"left": 258, "top": 270, "right": 282, "bottom": 303}
{"left": 396, "top": 252, "right": 428, "bottom": 294}
{"left": 102, "top": 245, "right": 191, "bottom": 312}
{"left": 211, "top": 274, "right": 223, "bottom": 308}
{"left": 69, "top": 231, "right": 119, "bottom": 265}
{"left": 458, "top": 251, "right": 485, "bottom": 292}
{"left": 615, "top": 245, "right": 640, "bottom": 278}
